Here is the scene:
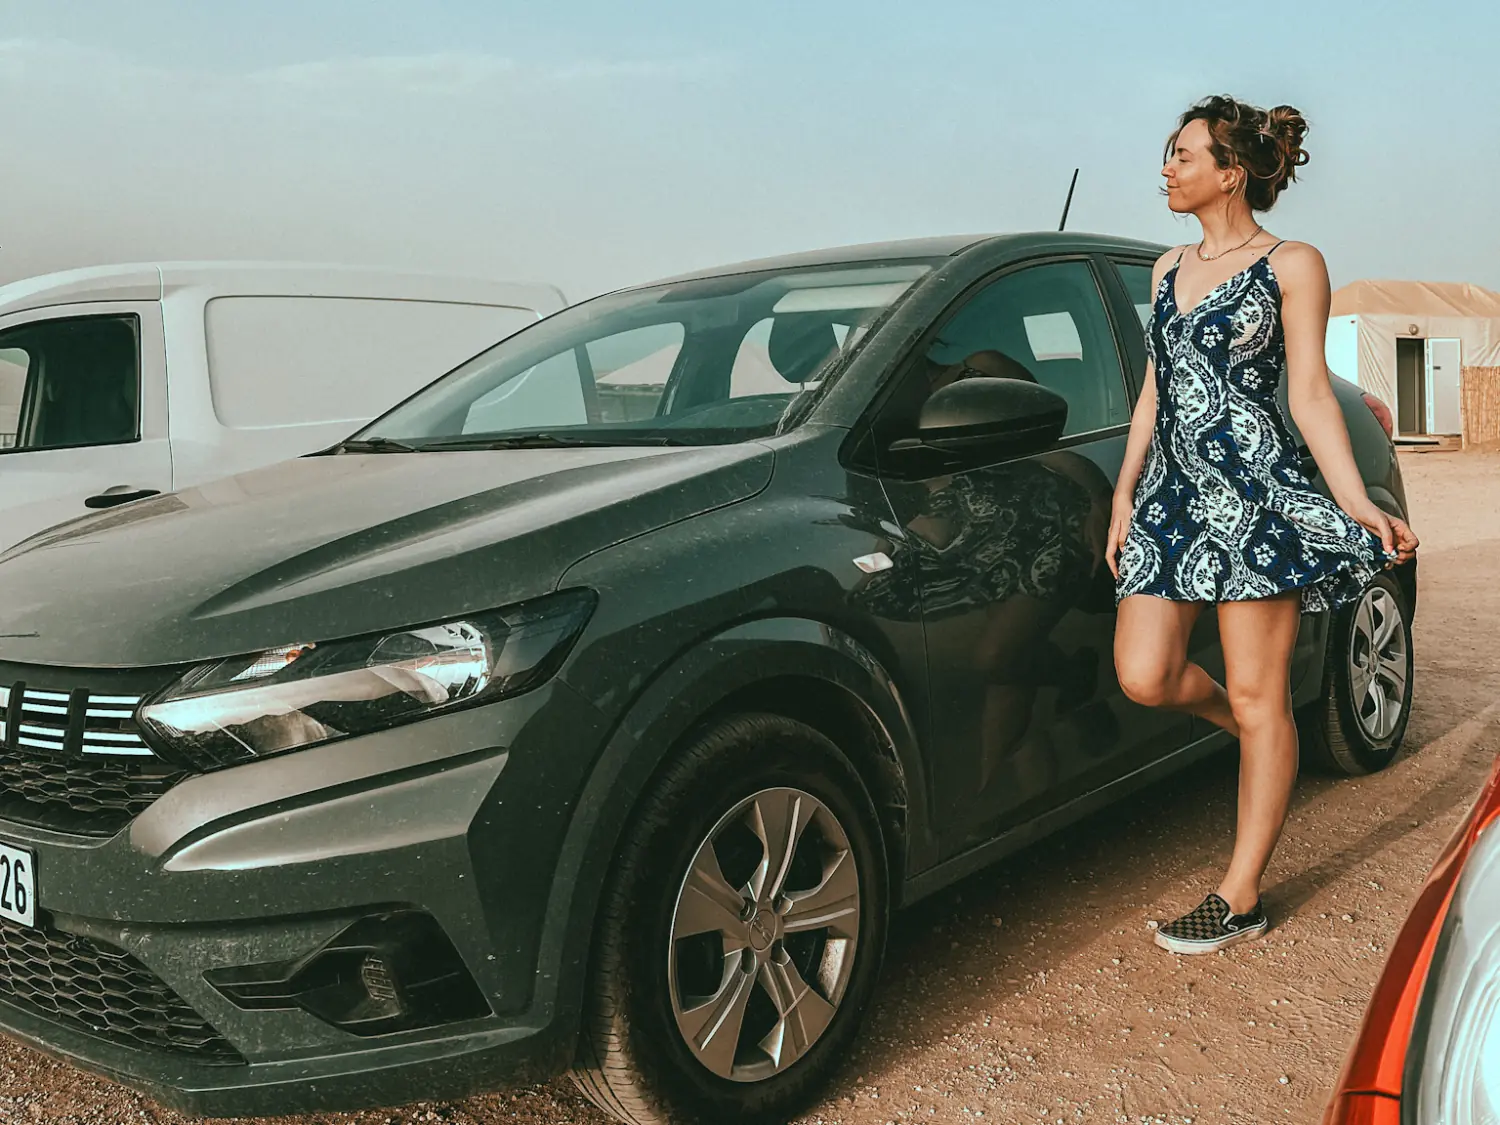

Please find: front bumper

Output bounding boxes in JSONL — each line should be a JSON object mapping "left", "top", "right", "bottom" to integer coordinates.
{"left": 0, "top": 679, "right": 609, "bottom": 1115}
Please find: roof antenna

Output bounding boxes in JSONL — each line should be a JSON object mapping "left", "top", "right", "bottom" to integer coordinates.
{"left": 1058, "top": 167, "right": 1080, "bottom": 231}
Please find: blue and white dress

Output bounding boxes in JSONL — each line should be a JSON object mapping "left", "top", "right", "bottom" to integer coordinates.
{"left": 1115, "top": 243, "right": 1389, "bottom": 614}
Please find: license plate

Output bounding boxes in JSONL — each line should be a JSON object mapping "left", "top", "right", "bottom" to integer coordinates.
{"left": 0, "top": 842, "right": 36, "bottom": 928}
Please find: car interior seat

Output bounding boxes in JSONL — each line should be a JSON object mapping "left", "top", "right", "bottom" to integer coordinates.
{"left": 768, "top": 314, "right": 841, "bottom": 386}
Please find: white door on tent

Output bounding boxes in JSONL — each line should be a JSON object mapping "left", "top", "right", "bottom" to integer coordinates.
{"left": 1426, "top": 338, "right": 1463, "bottom": 434}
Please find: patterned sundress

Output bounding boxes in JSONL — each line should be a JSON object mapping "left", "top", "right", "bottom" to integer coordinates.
{"left": 1115, "top": 242, "right": 1392, "bottom": 614}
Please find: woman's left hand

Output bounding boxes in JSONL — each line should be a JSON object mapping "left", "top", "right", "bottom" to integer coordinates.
{"left": 1346, "top": 500, "right": 1420, "bottom": 565}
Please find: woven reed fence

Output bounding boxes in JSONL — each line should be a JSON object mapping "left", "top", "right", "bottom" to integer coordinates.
{"left": 1462, "top": 366, "right": 1500, "bottom": 448}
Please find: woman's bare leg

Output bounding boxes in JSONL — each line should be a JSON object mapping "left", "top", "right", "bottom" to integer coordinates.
{"left": 1114, "top": 594, "right": 1240, "bottom": 737}
{"left": 1215, "top": 589, "right": 1303, "bottom": 914}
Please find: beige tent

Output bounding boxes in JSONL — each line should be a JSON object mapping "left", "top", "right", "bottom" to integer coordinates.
{"left": 1326, "top": 280, "right": 1500, "bottom": 438}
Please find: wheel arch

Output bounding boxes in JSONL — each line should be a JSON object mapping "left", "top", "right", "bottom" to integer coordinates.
{"left": 534, "top": 615, "right": 929, "bottom": 1046}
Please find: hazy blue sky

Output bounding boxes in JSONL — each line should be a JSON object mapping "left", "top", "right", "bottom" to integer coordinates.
{"left": 2, "top": 0, "right": 1496, "bottom": 302}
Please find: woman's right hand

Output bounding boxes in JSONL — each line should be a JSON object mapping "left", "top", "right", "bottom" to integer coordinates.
{"left": 1104, "top": 491, "right": 1135, "bottom": 579}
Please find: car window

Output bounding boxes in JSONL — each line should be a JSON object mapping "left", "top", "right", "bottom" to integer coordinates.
{"left": 361, "top": 261, "right": 936, "bottom": 447}
{"left": 1115, "top": 261, "right": 1157, "bottom": 331}
{"left": 462, "top": 323, "right": 688, "bottom": 432}
{"left": 730, "top": 316, "right": 855, "bottom": 399}
{"left": 590, "top": 324, "right": 686, "bottom": 424}
{"left": 0, "top": 316, "right": 140, "bottom": 453}
{"left": 923, "top": 260, "right": 1130, "bottom": 437}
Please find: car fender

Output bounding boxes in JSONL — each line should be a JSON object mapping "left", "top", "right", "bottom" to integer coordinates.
{"left": 533, "top": 615, "right": 930, "bottom": 1037}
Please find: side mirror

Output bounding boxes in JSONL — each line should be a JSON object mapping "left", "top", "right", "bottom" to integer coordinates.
{"left": 888, "top": 377, "right": 1069, "bottom": 460}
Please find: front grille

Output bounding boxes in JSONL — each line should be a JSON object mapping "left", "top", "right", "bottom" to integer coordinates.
{"left": 0, "top": 682, "right": 186, "bottom": 836}
{"left": 0, "top": 916, "right": 243, "bottom": 1063}
{"left": 0, "top": 684, "right": 154, "bottom": 758}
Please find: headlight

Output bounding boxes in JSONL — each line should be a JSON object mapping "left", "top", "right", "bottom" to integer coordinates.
{"left": 139, "top": 588, "right": 596, "bottom": 770}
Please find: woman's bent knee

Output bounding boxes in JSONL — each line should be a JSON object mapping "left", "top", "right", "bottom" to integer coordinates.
{"left": 1117, "top": 664, "right": 1177, "bottom": 708}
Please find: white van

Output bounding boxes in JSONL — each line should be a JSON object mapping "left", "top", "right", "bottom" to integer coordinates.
{"left": 0, "top": 262, "right": 565, "bottom": 551}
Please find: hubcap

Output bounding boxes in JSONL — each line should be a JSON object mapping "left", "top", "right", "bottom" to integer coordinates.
{"left": 668, "top": 787, "right": 860, "bottom": 1083}
{"left": 1346, "top": 586, "right": 1409, "bottom": 742}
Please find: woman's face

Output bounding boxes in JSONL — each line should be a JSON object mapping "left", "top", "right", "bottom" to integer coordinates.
{"left": 1161, "top": 118, "right": 1240, "bottom": 214}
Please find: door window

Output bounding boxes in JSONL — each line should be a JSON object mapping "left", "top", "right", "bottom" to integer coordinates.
{"left": 0, "top": 316, "right": 141, "bottom": 452}
{"left": 921, "top": 261, "right": 1130, "bottom": 437}
{"left": 1116, "top": 261, "right": 1157, "bottom": 331}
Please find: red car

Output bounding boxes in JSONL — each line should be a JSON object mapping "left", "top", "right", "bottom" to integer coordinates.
{"left": 1324, "top": 746, "right": 1500, "bottom": 1122}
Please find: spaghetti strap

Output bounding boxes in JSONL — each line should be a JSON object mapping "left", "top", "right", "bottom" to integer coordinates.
{"left": 1174, "top": 246, "right": 1188, "bottom": 266}
{"left": 1265, "top": 239, "right": 1289, "bottom": 258}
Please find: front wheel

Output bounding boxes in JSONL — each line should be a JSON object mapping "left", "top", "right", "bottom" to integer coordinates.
{"left": 1301, "top": 573, "right": 1414, "bottom": 775}
{"left": 569, "top": 712, "right": 889, "bottom": 1125}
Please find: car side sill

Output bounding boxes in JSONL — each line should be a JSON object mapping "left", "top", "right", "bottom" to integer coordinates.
{"left": 901, "top": 726, "right": 1235, "bottom": 906}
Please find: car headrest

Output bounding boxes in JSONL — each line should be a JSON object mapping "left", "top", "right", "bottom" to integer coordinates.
{"left": 768, "top": 315, "right": 840, "bottom": 384}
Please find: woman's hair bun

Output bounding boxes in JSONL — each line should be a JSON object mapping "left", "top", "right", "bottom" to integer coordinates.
{"left": 1264, "top": 105, "right": 1310, "bottom": 171}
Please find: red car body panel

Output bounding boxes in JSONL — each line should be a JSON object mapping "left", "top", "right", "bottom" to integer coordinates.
{"left": 1323, "top": 754, "right": 1500, "bottom": 1122}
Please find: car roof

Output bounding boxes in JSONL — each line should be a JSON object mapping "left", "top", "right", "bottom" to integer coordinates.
{"left": 0, "top": 261, "right": 568, "bottom": 318}
{"left": 646, "top": 231, "right": 1170, "bottom": 286}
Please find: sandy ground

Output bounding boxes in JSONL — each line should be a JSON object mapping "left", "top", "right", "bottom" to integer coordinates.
{"left": 3, "top": 449, "right": 1498, "bottom": 1125}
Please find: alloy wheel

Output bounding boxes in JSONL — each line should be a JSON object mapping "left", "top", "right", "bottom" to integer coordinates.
{"left": 1346, "top": 585, "right": 1409, "bottom": 742}
{"left": 667, "top": 786, "right": 860, "bottom": 1083}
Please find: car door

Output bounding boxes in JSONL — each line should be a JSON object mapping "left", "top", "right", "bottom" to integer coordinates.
{"left": 871, "top": 256, "right": 1192, "bottom": 856}
{"left": 0, "top": 304, "right": 171, "bottom": 552}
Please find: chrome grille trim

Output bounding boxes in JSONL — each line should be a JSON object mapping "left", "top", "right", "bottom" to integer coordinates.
{"left": 1, "top": 684, "right": 154, "bottom": 761}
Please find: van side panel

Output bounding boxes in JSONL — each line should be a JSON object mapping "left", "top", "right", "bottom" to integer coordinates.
{"left": 165, "top": 292, "right": 539, "bottom": 489}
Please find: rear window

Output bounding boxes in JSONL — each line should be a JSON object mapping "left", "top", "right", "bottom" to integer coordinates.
{"left": 204, "top": 296, "right": 540, "bottom": 429}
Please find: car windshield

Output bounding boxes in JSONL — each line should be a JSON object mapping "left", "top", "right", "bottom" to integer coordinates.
{"left": 353, "top": 260, "right": 936, "bottom": 448}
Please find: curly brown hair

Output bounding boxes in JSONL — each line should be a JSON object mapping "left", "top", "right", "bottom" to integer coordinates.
{"left": 1166, "top": 95, "right": 1310, "bottom": 211}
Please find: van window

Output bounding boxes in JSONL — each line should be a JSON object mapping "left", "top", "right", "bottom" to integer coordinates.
{"left": 204, "top": 297, "right": 540, "bottom": 429}
{"left": 0, "top": 316, "right": 140, "bottom": 452}
{"left": 0, "top": 349, "right": 24, "bottom": 449}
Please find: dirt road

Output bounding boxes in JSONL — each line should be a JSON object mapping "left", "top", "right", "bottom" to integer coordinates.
{"left": 3, "top": 450, "right": 1497, "bottom": 1125}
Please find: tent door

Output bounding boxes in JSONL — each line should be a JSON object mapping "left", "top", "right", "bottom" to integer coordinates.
{"left": 1396, "top": 337, "right": 1426, "bottom": 435}
{"left": 1426, "top": 338, "right": 1463, "bottom": 435}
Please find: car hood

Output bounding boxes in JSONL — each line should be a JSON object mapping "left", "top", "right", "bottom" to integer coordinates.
{"left": 0, "top": 445, "right": 774, "bottom": 668}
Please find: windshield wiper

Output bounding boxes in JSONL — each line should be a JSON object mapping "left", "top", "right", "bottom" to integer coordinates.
{"left": 334, "top": 437, "right": 422, "bottom": 454}
{"left": 418, "top": 433, "right": 695, "bottom": 450}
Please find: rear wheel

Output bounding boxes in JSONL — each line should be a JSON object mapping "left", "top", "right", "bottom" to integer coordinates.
{"left": 569, "top": 712, "right": 888, "bottom": 1125}
{"left": 1301, "top": 573, "right": 1413, "bottom": 775}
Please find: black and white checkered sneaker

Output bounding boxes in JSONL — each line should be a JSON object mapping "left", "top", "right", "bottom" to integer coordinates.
{"left": 1153, "top": 892, "right": 1269, "bottom": 954}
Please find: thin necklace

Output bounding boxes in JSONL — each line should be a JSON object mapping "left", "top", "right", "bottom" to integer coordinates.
{"left": 1197, "top": 225, "right": 1264, "bottom": 261}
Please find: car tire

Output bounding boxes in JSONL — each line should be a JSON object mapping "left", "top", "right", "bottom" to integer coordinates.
{"left": 1300, "top": 572, "right": 1414, "bottom": 776}
{"left": 569, "top": 712, "right": 889, "bottom": 1125}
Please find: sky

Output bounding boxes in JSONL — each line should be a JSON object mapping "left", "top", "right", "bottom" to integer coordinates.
{"left": 1, "top": 0, "right": 1496, "bottom": 303}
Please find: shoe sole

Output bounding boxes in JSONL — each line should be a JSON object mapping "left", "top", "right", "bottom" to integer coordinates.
{"left": 1153, "top": 922, "right": 1269, "bottom": 955}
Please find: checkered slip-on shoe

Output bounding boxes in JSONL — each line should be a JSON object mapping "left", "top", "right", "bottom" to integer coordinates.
{"left": 1152, "top": 892, "right": 1269, "bottom": 954}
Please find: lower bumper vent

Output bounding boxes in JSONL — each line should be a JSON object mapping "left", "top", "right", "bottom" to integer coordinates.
{"left": 0, "top": 917, "right": 243, "bottom": 1064}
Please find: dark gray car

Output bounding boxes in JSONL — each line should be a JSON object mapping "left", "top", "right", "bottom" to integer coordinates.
{"left": 0, "top": 232, "right": 1416, "bottom": 1125}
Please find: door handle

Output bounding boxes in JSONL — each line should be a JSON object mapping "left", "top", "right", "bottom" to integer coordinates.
{"left": 85, "top": 485, "right": 162, "bottom": 509}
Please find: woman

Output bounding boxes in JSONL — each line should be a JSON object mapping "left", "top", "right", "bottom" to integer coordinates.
{"left": 1106, "top": 95, "right": 1419, "bottom": 954}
